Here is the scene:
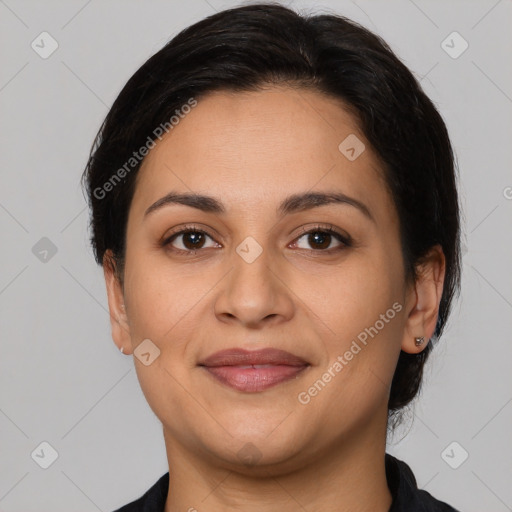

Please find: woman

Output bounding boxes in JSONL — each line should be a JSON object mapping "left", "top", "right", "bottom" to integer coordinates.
{"left": 82, "top": 3, "right": 461, "bottom": 511}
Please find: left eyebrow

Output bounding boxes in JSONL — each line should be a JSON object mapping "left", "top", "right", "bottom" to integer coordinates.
{"left": 277, "top": 191, "right": 373, "bottom": 221}
{"left": 144, "top": 190, "right": 374, "bottom": 222}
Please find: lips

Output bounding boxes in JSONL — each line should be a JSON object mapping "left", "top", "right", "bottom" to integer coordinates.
{"left": 198, "top": 348, "right": 310, "bottom": 392}
{"left": 199, "top": 348, "right": 308, "bottom": 367}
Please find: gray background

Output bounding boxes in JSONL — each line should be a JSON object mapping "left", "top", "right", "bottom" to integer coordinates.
{"left": 0, "top": 0, "right": 511, "bottom": 510}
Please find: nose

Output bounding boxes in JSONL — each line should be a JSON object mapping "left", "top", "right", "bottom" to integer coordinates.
{"left": 213, "top": 241, "right": 295, "bottom": 329}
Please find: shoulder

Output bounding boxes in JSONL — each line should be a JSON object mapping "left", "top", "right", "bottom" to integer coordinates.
{"left": 111, "top": 472, "right": 169, "bottom": 512}
{"left": 386, "top": 453, "right": 461, "bottom": 512}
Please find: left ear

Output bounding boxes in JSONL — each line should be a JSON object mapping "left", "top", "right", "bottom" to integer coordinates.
{"left": 401, "top": 244, "right": 446, "bottom": 354}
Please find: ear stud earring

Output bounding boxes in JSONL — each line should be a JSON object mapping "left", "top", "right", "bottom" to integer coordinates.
{"left": 414, "top": 336, "right": 425, "bottom": 346}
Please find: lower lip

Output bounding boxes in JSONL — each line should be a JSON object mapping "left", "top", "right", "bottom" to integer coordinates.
{"left": 201, "top": 364, "right": 309, "bottom": 392}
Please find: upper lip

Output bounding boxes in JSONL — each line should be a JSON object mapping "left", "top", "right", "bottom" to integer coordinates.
{"left": 198, "top": 348, "right": 309, "bottom": 367}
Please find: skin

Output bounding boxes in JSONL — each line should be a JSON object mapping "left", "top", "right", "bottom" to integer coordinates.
{"left": 103, "top": 86, "right": 445, "bottom": 512}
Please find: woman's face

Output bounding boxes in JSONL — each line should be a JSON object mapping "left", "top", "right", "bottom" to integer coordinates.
{"left": 108, "top": 86, "right": 422, "bottom": 472}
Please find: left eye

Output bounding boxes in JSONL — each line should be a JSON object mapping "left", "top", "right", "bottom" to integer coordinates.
{"left": 292, "top": 227, "right": 350, "bottom": 251}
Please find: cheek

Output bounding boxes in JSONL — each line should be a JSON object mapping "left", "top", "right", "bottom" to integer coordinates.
{"left": 309, "top": 249, "right": 405, "bottom": 396}
{"left": 122, "top": 249, "right": 212, "bottom": 345}
{"left": 308, "top": 255, "right": 402, "bottom": 339}
{"left": 123, "top": 259, "right": 203, "bottom": 431}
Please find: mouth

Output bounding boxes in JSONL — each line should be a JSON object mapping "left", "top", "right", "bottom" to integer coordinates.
{"left": 198, "top": 348, "right": 310, "bottom": 393}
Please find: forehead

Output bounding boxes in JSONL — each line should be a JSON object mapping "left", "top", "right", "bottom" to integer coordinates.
{"left": 131, "top": 87, "right": 390, "bottom": 218}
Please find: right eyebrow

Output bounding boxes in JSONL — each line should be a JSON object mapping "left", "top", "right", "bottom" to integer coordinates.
{"left": 144, "top": 191, "right": 225, "bottom": 217}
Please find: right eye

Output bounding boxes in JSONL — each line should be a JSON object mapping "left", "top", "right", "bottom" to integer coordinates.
{"left": 162, "top": 226, "right": 219, "bottom": 255}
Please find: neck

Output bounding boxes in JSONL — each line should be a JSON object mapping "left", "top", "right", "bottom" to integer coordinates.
{"left": 163, "top": 413, "right": 393, "bottom": 512}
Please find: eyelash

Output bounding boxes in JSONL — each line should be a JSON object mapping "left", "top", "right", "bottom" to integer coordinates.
{"left": 161, "top": 224, "right": 352, "bottom": 256}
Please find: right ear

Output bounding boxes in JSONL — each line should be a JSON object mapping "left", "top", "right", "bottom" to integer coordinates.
{"left": 103, "top": 250, "right": 133, "bottom": 355}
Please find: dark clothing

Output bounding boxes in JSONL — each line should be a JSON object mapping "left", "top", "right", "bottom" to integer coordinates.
{"left": 113, "top": 453, "right": 459, "bottom": 511}
{"left": 385, "top": 454, "right": 459, "bottom": 511}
